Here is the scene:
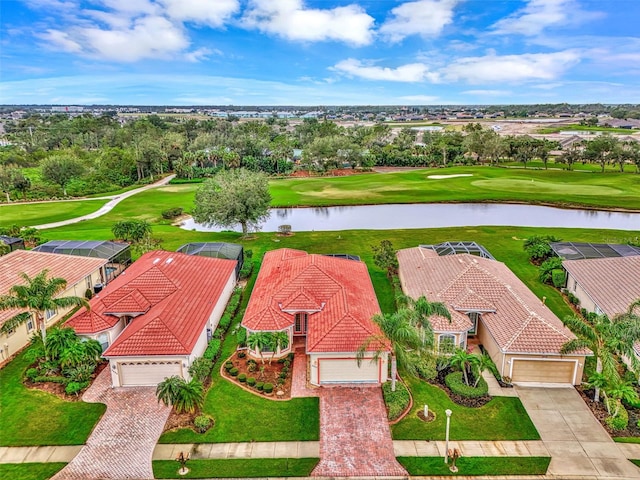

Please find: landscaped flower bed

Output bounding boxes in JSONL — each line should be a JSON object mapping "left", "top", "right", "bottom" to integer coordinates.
{"left": 221, "top": 351, "right": 294, "bottom": 399}
{"left": 432, "top": 367, "right": 492, "bottom": 408}
{"left": 577, "top": 386, "right": 640, "bottom": 439}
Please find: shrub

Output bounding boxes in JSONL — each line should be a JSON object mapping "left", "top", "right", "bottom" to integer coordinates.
{"left": 236, "top": 327, "right": 247, "bottom": 346}
{"left": 551, "top": 269, "right": 566, "bottom": 288}
{"left": 539, "top": 257, "right": 563, "bottom": 284}
{"left": 203, "top": 339, "right": 222, "bottom": 362}
{"left": 415, "top": 357, "right": 437, "bottom": 381}
{"left": 244, "top": 249, "right": 253, "bottom": 259}
{"left": 263, "top": 383, "right": 274, "bottom": 394}
{"left": 84, "top": 288, "right": 93, "bottom": 299}
{"left": 229, "top": 367, "right": 239, "bottom": 377}
{"left": 567, "top": 292, "right": 580, "bottom": 306}
{"left": 382, "top": 381, "right": 410, "bottom": 421}
{"left": 445, "top": 371, "right": 489, "bottom": 398}
{"left": 237, "top": 351, "right": 246, "bottom": 359}
{"left": 224, "top": 361, "right": 234, "bottom": 371}
{"left": 161, "top": 207, "right": 184, "bottom": 219}
{"left": 25, "top": 367, "right": 39, "bottom": 382}
{"left": 256, "top": 382, "right": 264, "bottom": 391}
{"left": 218, "top": 314, "right": 232, "bottom": 332}
{"left": 65, "top": 381, "right": 89, "bottom": 395}
{"left": 247, "top": 377, "right": 256, "bottom": 387}
{"left": 524, "top": 235, "right": 560, "bottom": 263}
{"left": 189, "top": 357, "right": 213, "bottom": 383}
{"left": 63, "top": 363, "right": 96, "bottom": 383}
{"left": 35, "top": 375, "right": 68, "bottom": 384}
{"left": 278, "top": 224, "right": 292, "bottom": 235}
{"left": 605, "top": 405, "right": 629, "bottom": 431}
{"left": 238, "top": 373, "right": 247, "bottom": 382}
{"left": 194, "top": 414, "right": 213, "bottom": 433}
{"left": 239, "top": 261, "right": 254, "bottom": 280}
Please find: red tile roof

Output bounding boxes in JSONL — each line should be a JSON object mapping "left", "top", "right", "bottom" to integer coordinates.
{"left": 398, "top": 247, "right": 583, "bottom": 355}
{"left": 242, "top": 249, "right": 388, "bottom": 353}
{"left": 563, "top": 256, "right": 640, "bottom": 318}
{"left": 0, "top": 250, "right": 107, "bottom": 328}
{"left": 66, "top": 251, "right": 236, "bottom": 356}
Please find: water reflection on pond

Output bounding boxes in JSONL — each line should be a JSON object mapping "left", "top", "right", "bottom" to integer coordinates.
{"left": 180, "top": 203, "right": 640, "bottom": 233}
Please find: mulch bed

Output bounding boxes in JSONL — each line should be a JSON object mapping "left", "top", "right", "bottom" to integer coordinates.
{"left": 577, "top": 386, "right": 640, "bottom": 438}
{"left": 221, "top": 351, "right": 293, "bottom": 400}
{"left": 25, "top": 361, "right": 108, "bottom": 401}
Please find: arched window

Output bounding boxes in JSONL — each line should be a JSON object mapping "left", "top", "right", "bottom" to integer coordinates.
{"left": 438, "top": 334, "right": 456, "bottom": 354}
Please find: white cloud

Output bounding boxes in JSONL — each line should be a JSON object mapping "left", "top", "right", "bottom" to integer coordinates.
{"left": 333, "top": 58, "right": 440, "bottom": 82}
{"left": 380, "top": 0, "right": 461, "bottom": 42}
{"left": 444, "top": 50, "right": 581, "bottom": 84}
{"left": 158, "top": 0, "right": 239, "bottom": 27}
{"left": 242, "top": 0, "right": 374, "bottom": 46}
{"left": 491, "top": 0, "right": 603, "bottom": 36}
{"left": 41, "top": 15, "right": 190, "bottom": 62}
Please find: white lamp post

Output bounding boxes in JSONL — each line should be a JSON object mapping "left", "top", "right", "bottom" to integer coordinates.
{"left": 444, "top": 409, "right": 452, "bottom": 464}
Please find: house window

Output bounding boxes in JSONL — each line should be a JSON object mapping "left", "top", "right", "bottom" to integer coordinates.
{"left": 438, "top": 334, "right": 456, "bottom": 354}
{"left": 294, "top": 313, "right": 308, "bottom": 335}
{"left": 5, "top": 327, "right": 16, "bottom": 337}
{"left": 97, "top": 333, "right": 109, "bottom": 352}
{"left": 468, "top": 312, "right": 480, "bottom": 335}
{"left": 26, "top": 318, "right": 35, "bottom": 332}
{"left": 86, "top": 276, "right": 92, "bottom": 290}
{"left": 45, "top": 309, "right": 57, "bottom": 321}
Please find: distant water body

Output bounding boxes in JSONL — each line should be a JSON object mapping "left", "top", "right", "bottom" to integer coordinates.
{"left": 180, "top": 203, "right": 640, "bottom": 233}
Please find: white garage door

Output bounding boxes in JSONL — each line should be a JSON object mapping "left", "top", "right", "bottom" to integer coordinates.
{"left": 118, "top": 360, "right": 182, "bottom": 386}
{"left": 318, "top": 358, "right": 380, "bottom": 384}
{"left": 511, "top": 359, "right": 576, "bottom": 384}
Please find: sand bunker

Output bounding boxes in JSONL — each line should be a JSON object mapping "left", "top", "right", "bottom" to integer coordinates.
{"left": 427, "top": 174, "right": 473, "bottom": 179}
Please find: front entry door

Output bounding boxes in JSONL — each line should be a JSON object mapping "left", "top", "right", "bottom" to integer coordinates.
{"left": 294, "top": 313, "right": 308, "bottom": 335}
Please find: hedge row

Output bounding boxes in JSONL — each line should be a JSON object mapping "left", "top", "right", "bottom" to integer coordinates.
{"left": 382, "top": 381, "right": 410, "bottom": 421}
{"left": 445, "top": 371, "right": 489, "bottom": 398}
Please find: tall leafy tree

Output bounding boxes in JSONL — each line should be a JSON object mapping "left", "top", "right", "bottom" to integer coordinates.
{"left": 111, "top": 219, "right": 152, "bottom": 243}
{"left": 0, "top": 270, "right": 90, "bottom": 349}
{"left": 193, "top": 168, "right": 271, "bottom": 236}
{"left": 41, "top": 154, "right": 84, "bottom": 195}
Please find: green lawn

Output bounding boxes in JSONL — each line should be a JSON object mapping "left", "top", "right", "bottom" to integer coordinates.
{"left": 153, "top": 458, "right": 319, "bottom": 478}
{"left": 159, "top": 270, "right": 319, "bottom": 444}
{"left": 0, "top": 349, "right": 106, "bottom": 446}
{"left": 0, "top": 199, "right": 107, "bottom": 228}
{"left": 537, "top": 125, "right": 636, "bottom": 134}
{"left": 616, "top": 437, "right": 640, "bottom": 443}
{"left": 398, "top": 456, "right": 550, "bottom": 476}
{"left": 5, "top": 166, "right": 639, "bottom": 230}
{"left": 269, "top": 166, "right": 640, "bottom": 210}
{"left": 631, "top": 459, "right": 640, "bottom": 467}
{"left": 0, "top": 463, "right": 67, "bottom": 480}
{"left": 392, "top": 376, "right": 539, "bottom": 441}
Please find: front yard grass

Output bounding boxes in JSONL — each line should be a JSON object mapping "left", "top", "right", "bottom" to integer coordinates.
{"left": 0, "top": 349, "right": 106, "bottom": 446}
{"left": 392, "top": 376, "right": 539, "bottom": 441}
{"left": 0, "top": 463, "right": 67, "bottom": 480}
{"left": 616, "top": 437, "right": 640, "bottom": 443}
{"left": 153, "top": 458, "right": 319, "bottom": 478}
{"left": 398, "top": 456, "right": 550, "bottom": 476}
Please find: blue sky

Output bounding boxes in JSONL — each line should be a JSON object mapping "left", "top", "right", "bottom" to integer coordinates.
{"left": 1, "top": 0, "right": 640, "bottom": 105}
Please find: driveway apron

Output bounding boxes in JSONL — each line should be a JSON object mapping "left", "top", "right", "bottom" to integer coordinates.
{"left": 52, "top": 368, "right": 171, "bottom": 480}
{"left": 312, "top": 386, "right": 407, "bottom": 477}
{"left": 516, "top": 385, "right": 640, "bottom": 479}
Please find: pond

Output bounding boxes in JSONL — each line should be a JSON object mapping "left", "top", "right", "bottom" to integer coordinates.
{"left": 180, "top": 203, "right": 640, "bottom": 233}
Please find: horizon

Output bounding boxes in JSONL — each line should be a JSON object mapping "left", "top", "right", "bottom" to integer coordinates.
{"left": 2, "top": 1, "right": 639, "bottom": 105}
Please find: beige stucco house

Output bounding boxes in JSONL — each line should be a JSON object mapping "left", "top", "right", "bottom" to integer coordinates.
{"left": 0, "top": 250, "right": 107, "bottom": 365}
{"left": 398, "top": 246, "right": 588, "bottom": 385}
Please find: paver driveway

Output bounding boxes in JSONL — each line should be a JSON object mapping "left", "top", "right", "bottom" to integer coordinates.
{"left": 311, "top": 386, "right": 407, "bottom": 477}
{"left": 52, "top": 368, "right": 171, "bottom": 480}
{"left": 516, "top": 385, "right": 640, "bottom": 479}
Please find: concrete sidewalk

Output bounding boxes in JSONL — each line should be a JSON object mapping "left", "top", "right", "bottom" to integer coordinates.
{"left": 0, "top": 446, "right": 81, "bottom": 463}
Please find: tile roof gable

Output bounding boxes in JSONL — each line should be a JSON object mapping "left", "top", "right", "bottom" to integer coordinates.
{"left": 104, "top": 316, "right": 188, "bottom": 356}
{"left": 280, "top": 288, "right": 323, "bottom": 312}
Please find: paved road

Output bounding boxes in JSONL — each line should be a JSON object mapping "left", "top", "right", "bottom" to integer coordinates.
{"left": 28, "top": 175, "right": 175, "bottom": 230}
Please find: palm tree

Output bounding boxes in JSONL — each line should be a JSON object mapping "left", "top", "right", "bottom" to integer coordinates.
{"left": 268, "top": 331, "right": 290, "bottom": 365}
{"left": 474, "top": 353, "right": 495, "bottom": 387}
{"left": 398, "top": 295, "right": 451, "bottom": 345}
{"left": 604, "top": 377, "right": 639, "bottom": 417}
{"left": 0, "top": 270, "right": 90, "bottom": 351}
{"left": 612, "top": 299, "right": 640, "bottom": 375}
{"left": 156, "top": 376, "right": 204, "bottom": 414}
{"left": 247, "top": 331, "right": 273, "bottom": 364}
{"left": 449, "top": 349, "right": 480, "bottom": 386}
{"left": 357, "top": 309, "right": 425, "bottom": 392}
{"left": 561, "top": 311, "right": 640, "bottom": 401}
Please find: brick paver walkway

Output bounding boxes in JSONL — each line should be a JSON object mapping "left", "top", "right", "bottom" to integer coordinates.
{"left": 312, "top": 386, "right": 407, "bottom": 477}
{"left": 51, "top": 368, "right": 171, "bottom": 480}
{"left": 291, "top": 340, "right": 319, "bottom": 398}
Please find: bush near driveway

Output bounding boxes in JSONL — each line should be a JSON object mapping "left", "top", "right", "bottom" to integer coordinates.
{"left": 0, "top": 349, "right": 105, "bottom": 446}
{"left": 392, "top": 376, "right": 539, "bottom": 441}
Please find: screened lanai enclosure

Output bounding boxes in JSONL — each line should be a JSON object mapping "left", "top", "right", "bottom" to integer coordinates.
{"left": 419, "top": 241, "right": 495, "bottom": 260}
{"left": 33, "top": 240, "right": 131, "bottom": 283}
{"left": 177, "top": 242, "right": 244, "bottom": 278}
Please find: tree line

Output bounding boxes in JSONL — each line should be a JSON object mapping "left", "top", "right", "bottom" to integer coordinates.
{"left": 1, "top": 114, "right": 639, "bottom": 201}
